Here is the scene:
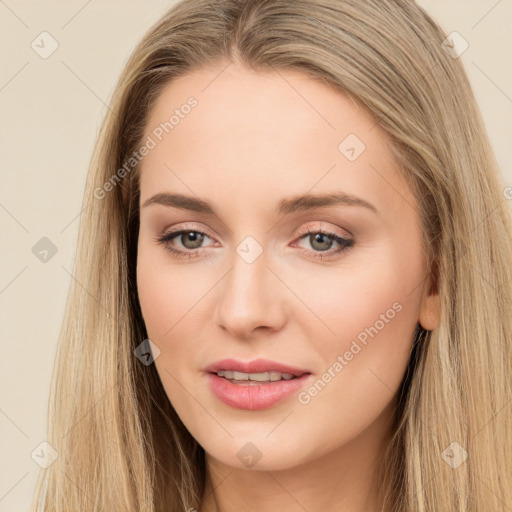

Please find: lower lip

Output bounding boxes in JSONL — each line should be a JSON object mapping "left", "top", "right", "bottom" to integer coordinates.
{"left": 207, "top": 373, "right": 312, "bottom": 410}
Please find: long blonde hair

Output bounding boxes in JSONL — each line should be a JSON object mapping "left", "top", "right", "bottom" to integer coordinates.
{"left": 33, "top": 1, "right": 512, "bottom": 510}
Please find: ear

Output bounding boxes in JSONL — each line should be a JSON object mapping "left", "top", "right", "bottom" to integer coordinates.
{"left": 419, "top": 268, "right": 441, "bottom": 331}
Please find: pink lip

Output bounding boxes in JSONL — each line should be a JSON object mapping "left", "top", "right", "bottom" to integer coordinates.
{"left": 204, "top": 358, "right": 313, "bottom": 410}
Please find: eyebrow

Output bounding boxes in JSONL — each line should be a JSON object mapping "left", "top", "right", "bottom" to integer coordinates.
{"left": 141, "top": 191, "right": 379, "bottom": 216}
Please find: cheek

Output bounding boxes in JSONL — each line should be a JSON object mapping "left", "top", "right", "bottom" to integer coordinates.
{"left": 136, "top": 245, "right": 215, "bottom": 397}
{"left": 286, "top": 295, "right": 417, "bottom": 460}
{"left": 136, "top": 249, "right": 223, "bottom": 444}
{"left": 136, "top": 243, "right": 204, "bottom": 341}
{"left": 293, "top": 247, "right": 421, "bottom": 406}
{"left": 136, "top": 253, "right": 198, "bottom": 404}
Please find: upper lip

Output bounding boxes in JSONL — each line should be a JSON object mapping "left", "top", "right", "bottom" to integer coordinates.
{"left": 204, "top": 358, "right": 312, "bottom": 377}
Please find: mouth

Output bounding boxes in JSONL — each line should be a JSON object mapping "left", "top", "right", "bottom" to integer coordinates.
{"left": 204, "top": 358, "right": 313, "bottom": 410}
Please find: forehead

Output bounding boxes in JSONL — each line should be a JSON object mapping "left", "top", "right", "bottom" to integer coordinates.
{"left": 144, "top": 63, "right": 378, "bottom": 147}
{"left": 138, "top": 63, "right": 416, "bottom": 219}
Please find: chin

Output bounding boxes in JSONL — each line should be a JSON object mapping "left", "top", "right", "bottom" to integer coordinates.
{"left": 202, "top": 433, "right": 319, "bottom": 472}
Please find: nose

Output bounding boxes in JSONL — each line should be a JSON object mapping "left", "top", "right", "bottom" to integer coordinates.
{"left": 213, "top": 245, "right": 287, "bottom": 339}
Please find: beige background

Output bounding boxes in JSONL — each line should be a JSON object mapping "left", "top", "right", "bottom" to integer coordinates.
{"left": 1, "top": 1, "right": 511, "bottom": 510}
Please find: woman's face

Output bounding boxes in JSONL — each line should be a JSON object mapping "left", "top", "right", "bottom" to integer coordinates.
{"left": 136, "top": 62, "right": 440, "bottom": 471}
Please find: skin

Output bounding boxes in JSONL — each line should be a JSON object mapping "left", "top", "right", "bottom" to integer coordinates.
{"left": 136, "top": 60, "right": 440, "bottom": 512}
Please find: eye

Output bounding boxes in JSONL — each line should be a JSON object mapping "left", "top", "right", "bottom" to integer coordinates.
{"left": 293, "top": 225, "right": 355, "bottom": 261}
{"left": 155, "top": 226, "right": 215, "bottom": 259}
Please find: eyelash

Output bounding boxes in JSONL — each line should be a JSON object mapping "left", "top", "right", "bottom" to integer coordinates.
{"left": 154, "top": 224, "right": 355, "bottom": 261}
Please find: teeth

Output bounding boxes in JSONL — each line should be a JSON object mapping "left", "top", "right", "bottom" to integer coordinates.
{"left": 217, "top": 370, "right": 295, "bottom": 381}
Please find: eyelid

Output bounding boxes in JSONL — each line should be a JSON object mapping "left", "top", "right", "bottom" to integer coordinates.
{"left": 159, "top": 222, "right": 216, "bottom": 240}
{"left": 294, "top": 222, "right": 352, "bottom": 240}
